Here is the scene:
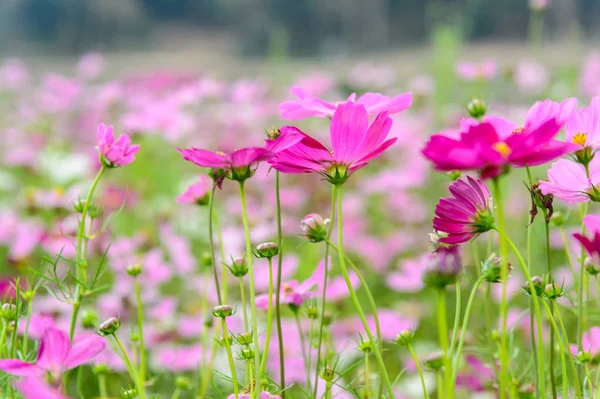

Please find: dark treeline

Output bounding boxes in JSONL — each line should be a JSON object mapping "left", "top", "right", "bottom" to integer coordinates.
{"left": 0, "top": 0, "right": 597, "bottom": 55}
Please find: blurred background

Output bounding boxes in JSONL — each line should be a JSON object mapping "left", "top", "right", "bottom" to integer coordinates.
{"left": 0, "top": 0, "right": 597, "bottom": 73}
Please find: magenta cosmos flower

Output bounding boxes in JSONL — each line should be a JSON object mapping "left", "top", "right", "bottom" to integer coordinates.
{"left": 270, "top": 101, "right": 396, "bottom": 185}
{"left": 433, "top": 177, "right": 494, "bottom": 244}
{"left": 0, "top": 327, "right": 105, "bottom": 379}
{"left": 574, "top": 215, "right": 600, "bottom": 264}
{"left": 177, "top": 146, "right": 273, "bottom": 182}
{"left": 279, "top": 86, "right": 412, "bottom": 120}
{"left": 176, "top": 175, "right": 212, "bottom": 205}
{"left": 422, "top": 99, "right": 579, "bottom": 179}
{"left": 538, "top": 159, "right": 600, "bottom": 203}
{"left": 97, "top": 123, "right": 140, "bottom": 168}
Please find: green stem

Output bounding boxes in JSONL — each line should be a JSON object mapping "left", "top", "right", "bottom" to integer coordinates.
{"left": 239, "top": 278, "right": 249, "bottom": 332}
{"left": 408, "top": 344, "right": 429, "bottom": 399}
{"left": 222, "top": 318, "right": 239, "bottom": 399}
{"left": 208, "top": 187, "right": 223, "bottom": 305}
{"left": 503, "top": 234, "right": 546, "bottom": 396}
{"left": 295, "top": 311, "right": 310, "bottom": 389}
{"left": 98, "top": 373, "right": 108, "bottom": 398}
{"left": 543, "top": 211, "right": 557, "bottom": 399}
{"left": 364, "top": 352, "right": 371, "bottom": 398}
{"left": 451, "top": 277, "right": 485, "bottom": 384}
{"left": 258, "top": 258, "right": 275, "bottom": 379}
{"left": 335, "top": 185, "right": 394, "bottom": 398}
{"left": 436, "top": 289, "right": 452, "bottom": 399}
{"left": 170, "top": 388, "right": 182, "bottom": 399}
{"left": 449, "top": 283, "right": 461, "bottom": 360}
{"left": 274, "top": 171, "right": 286, "bottom": 396}
{"left": 306, "top": 317, "right": 314, "bottom": 392}
{"left": 112, "top": 334, "right": 145, "bottom": 399}
{"left": 313, "top": 186, "right": 337, "bottom": 397}
{"left": 554, "top": 302, "right": 583, "bottom": 398}
{"left": 70, "top": 165, "right": 105, "bottom": 340}
{"left": 578, "top": 202, "right": 590, "bottom": 352}
{"left": 0, "top": 321, "right": 7, "bottom": 358}
{"left": 22, "top": 299, "right": 33, "bottom": 355}
{"left": 134, "top": 279, "right": 147, "bottom": 394}
{"left": 491, "top": 177, "right": 510, "bottom": 399}
{"left": 238, "top": 181, "right": 261, "bottom": 396}
{"left": 325, "top": 380, "right": 332, "bottom": 399}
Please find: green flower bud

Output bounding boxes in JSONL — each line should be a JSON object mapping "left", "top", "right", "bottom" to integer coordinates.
{"left": 121, "top": 387, "right": 138, "bottom": 399}
{"left": 585, "top": 257, "right": 600, "bottom": 276}
{"left": 394, "top": 330, "right": 414, "bottom": 346}
{"left": 1, "top": 303, "right": 17, "bottom": 321}
{"left": 522, "top": 276, "right": 545, "bottom": 297}
{"left": 481, "top": 253, "right": 509, "bottom": 283}
{"left": 175, "top": 376, "right": 191, "bottom": 390}
{"left": 235, "top": 332, "right": 253, "bottom": 346}
{"left": 81, "top": 309, "right": 99, "bottom": 329}
{"left": 320, "top": 366, "right": 335, "bottom": 382}
{"left": 543, "top": 282, "right": 565, "bottom": 300}
{"left": 201, "top": 252, "right": 212, "bottom": 267}
{"left": 423, "top": 352, "right": 444, "bottom": 371}
{"left": 96, "top": 317, "right": 121, "bottom": 337}
{"left": 238, "top": 348, "right": 255, "bottom": 361}
{"left": 253, "top": 242, "right": 279, "bottom": 259}
{"left": 88, "top": 205, "right": 101, "bottom": 219}
{"left": 467, "top": 98, "right": 487, "bottom": 119}
{"left": 212, "top": 305, "right": 235, "bottom": 318}
{"left": 226, "top": 256, "right": 248, "bottom": 278}
{"left": 126, "top": 263, "right": 143, "bottom": 277}
{"left": 576, "top": 351, "right": 592, "bottom": 365}
{"left": 358, "top": 339, "right": 373, "bottom": 353}
{"left": 21, "top": 289, "right": 35, "bottom": 302}
{"left": 217, "top": 335, "right": 233, "bottom": 347}
{"left": 301, "top": 214, "right": 329, "bottom": 243}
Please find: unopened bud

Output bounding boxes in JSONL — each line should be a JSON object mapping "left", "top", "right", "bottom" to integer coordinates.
{"left": 212, "top": 305, "right": 235, "bottom": 318}
{"left": 585, "top": 257, "right": 600, "bottom": 276}
{"left": 175, "top": 376, "right": 190, "bottom": 390}
{"left": 217, "top": 335, "right": 233, "bottom": 347}
{"left": 447, "top": 170, "right": 462, "bottom": 181}
{"left": 394, "top": 330, "right": 414, "bottom": 346}
{"left": 126, "top": 263, "right": 143, "bottom": 277}
{"left": 235, "top": 332, "right": 253, "bottom": 346}
{"left": 358, "top": 339, "right": 373, "bottom": 353}
{"left": 201, "top": 252, "right": 212, "bottom": 267}
{"left": 81, "top": 309, "right": 99, "bottom": 329}
{"left": 549, "top": 211, "right": 565, "bottom": 227}
{"left": 1, "top": 303, "right": 17, "bottom": 321}
{"left": 423, "top": 352, "right": 444, "bottom": 371}
{"left": 96, "top": 317, "right": 121, "bottom": 337}
{"left": 522, "top": 276, "right": 545, "bottom": 297}
{"left": 227, "top": 256, "right": 248, "bottom": 277}
{"left": 320, "top": 366, "right": 335, "bottom": 381}
{"left": 254, "top": 242, "right": 279, "bottom": 259}
{"left": 301, "top": 214, "right": 328, "bottom": 243}
{"left": 543, "top": 282, "right": 565, "bottom": 299}
{"left": 467, "top": 99, "right": 487, "bottom": 119}
{"left": 88, "top": 205, "right": 101, "bottom": 219}
{"left": 121, "top": 387, "right": 138, "bottom": 399}
{"left": 481, "top": 253, "right": 509, "bottom": 283}
{"left": 238, "top": 348, "right": 255, "bottom": 361}
{"left": 576, "top": 351, "right": 592, "bottom": 365}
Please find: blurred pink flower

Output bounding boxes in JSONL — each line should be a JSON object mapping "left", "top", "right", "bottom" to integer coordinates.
{"left": 17, "top": 376, "right": 70, "bottom": 399}
{"left": 256, "top": 260, "right": 321, "bottom": 310}
{"left": 279, "top": 87, "right": 412, "bottom": 120}
{"left": 347, "top": 62, "right": 397, "bottom": 89}
{"left": 387, "top": 256, "right": 427, "bottom": 292}
{"left": 580, "top": 53, "right": 600, "bottom": 98}
{"left": 456, "top": 355, "right": 495, "bottom": 392}
{"left": 515, "top": 60, "right": 548, "bottom": 95}
{"left": 455, "top": 60, "right": 497, "bottom": 81}
{"left": 0, "top": 58, "right": 30, "bottom": 90}
{"left": 571, "top": 327, "right": 600, "bottom": 356}
{"left": 0, "top": 327, "right": 105, "bottom": 377}
{"left": 77, "top": 52, "right": 104, "bottom": 80}
{"left": 97, "top": 123, "right": 140, "bottom": 167}
{"left": 227, "top": 393, "right": 281, "bottom": 399}
{"left": 433, "top": 177, "right": 493, "bottom": 244}
{"left": 529, "top": 0, "right": 550, "bottom": 11}
{"left": 38, "top": 73, "right": 82, "bottom": 113}
{"left": 177, "top": 175, "right": 212, "bottom": 204}
{"left": 539, "top": 159, "right": 600, "bottom": 203}
{"left": 271, "top": 102, "right": 396, "bottom": 182}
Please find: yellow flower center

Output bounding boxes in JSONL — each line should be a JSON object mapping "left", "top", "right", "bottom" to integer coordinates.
{"left": 493, "top": 142, "right": 511, "bottom": 157}
{"left": 572, "top": 132, "right": 587, "bottom": 146}
{"left": 511, "top": 126, "right": 525, "bottom": 135}
{"left": 282, "top": 283, "right": 294, "bottom": 294}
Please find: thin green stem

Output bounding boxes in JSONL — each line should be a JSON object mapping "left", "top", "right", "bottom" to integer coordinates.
{"left": 364, "top": 352, "right": 371, "bottom": 398}
{"left": 274, "top": 171, "right": 286, "bottom": 396}
{"left": 222, "top": 318, "right": 239, "bottom": 399}
{"left": 134, "top": 279, "right": 147, "bottom": 394}
{"left": 503, "top": 233, "right": 546, "bottom": 396}
{"left": 238, "top": 181, "right": 261, "bottom": 396}
{"left": 578, "top": 202, "right": 590, "bottom": 352}
{"left": 306, "top": 317, "right": 314, "bottom": 392}
{"left": 449, "top": 283, "right": 461, "bottom": 359}
{"left": 258, "top": 258, "right": 276, "bottom": 380}
{"left": 22, "top": 299, "right": 33, "bottom": 355}
{"left": 554, "top": 302, "right": 583, "bottom": 398}
{"left": 170, "top": 388, "right": 182, "bottom": 399}
{"left": 335, "top": 185, "right": 394, "bottom": 398}
{"left": 313, "top": 186, "right": 337, "bottom": 397}
{"left": 70, "top": 165, "right": 105, "bottom": 340}
{"left": 98, "top": 373, "right": 108, "bottom": 398}
{"left": 451, "top": 276, "right": 485, "bottom": 384}
{"left": 208, "top": 187, "right": 223, "bottom": 305}
{"left": 239, "top": 278, "right": 249, "bottom": 332}
{"left": 408, "top": 344, "right": 429, "bottom": 399}
{"left": 294, "top": 311, "right": 310, "bottom": 389}
{"left": 0, "top": 321, "right": 7, "bottom": 358}
{"left": 540, "top": 300, "right": 569, "bottom": 399}
{"left": 491, "top": 177, "right": 510, "bottom": 399}
{"left": 437, "top": 289, "right": 452, "bottom": 399}
{"left": 543, "top": 211, "right": 557, "bottom": 399}
{"left": 112, "top": 334, "right": 145, "bottom": 399}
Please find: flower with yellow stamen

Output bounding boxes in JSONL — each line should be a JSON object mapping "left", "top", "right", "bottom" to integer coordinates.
{"left": 493, "top": 142, "right": 511, "bottom": 157}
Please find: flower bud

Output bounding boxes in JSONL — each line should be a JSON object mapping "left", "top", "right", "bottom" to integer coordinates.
{"left": 423, "top": 352, "right": 444, "bottom": 371}
{"left": 585, "top": 257, "right": 600, "bottom": 276}
{"left": 576, "top": 351, "right": 592, "bottom": 365}
{"left": 522, "top": 276, "right": 545, "bottom": 297}
{"left": 481, "top": 253, "right": 510, "bottom": 283}
{"left": 543, "top": 282, "right": 565, "bottom": 299}
{"left": 217, "top": 335, "right": 234, "bottom": 347}
{"left": 227, "top": 256, "right": 248, "bottom": 277}
{"left": 88, "top": 205, "right": 101, "bottom": 219}
{"left": 301, "top": 214, "right": 328, "bottom": 243}
{"left": 203, "top": 313, "right": 214, "bottom": 328}
{"left": 320, "top": 366, "right": 335, "bottom": 381}
{"left": 305, "top": 301, "right": 319, "bottom": 320}
{"left": 323, "top": 313, "right": 333, "bottom": 326}
{"left": 175, "top": 376, "right": 191, "bottom": 390}
{"left": 447, "top": 170, "right": 462, "bottom": 181}
{"left": 423, "top": 246, "right": 463, "bottom": 289}
{"left": 81, "top": 309, "right": 99, "bottom": 329}
{"left": 212, "top": 305, "right": 235, "bottom": 318}
{"left": 201, "top": 252, "right": 212, "bottom": 267}
{"left": 73, "top": 199, "right": 86, "bottom": 213}
{"left": 126, "top": 263, "right": 143, "bottom": 277}
{"left": 253, "top": 242, "right": 279, "bottom": 259}
{"left": 467, "top": 98, "right": 487, "bottom": 119}
{"left": 96, "top": 317, "right": 121, "bottom": 337}
{"left": 358, "top": 339, "right": 373, "bottom": 353}
{"left": 209, "top": 168, "right": 227, "bottom": 189}
{"left": 394, "top": 330, "right": 414, "bottom": 346}
{"left": 235, "top": 332, "right": 254, "bottom": 346}
{"left": 238, "top": 348, "right": 255, "bottom": 361}
{"left": 121, "top": 387, "right": 138, "bottom": 399}
{"left": 21, "top": 289, "right": 35, "bottom": 302}
{"left": 1, "top": 303, "right": 17, "bottom": 321}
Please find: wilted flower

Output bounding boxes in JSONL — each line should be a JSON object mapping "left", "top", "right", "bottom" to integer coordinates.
{"left": 433, "top": 177, "right": 494, "bottom": 244}
{"left": 97, "top": 123, "right": 140, "bottom": 168}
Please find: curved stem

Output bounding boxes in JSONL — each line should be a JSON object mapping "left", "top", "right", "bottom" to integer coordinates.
{"left": 274, "top": 171, "right": 286, "bottom": 395}
{"left": 170, "top": 388, "right": 182, "bottom": 399}
{"left": 335, "top": 185, "right": 394, "bottom": 398}
{"left": 222, "top": 318, "right": 239, "bottom": 399}
{"left": 258, "top": 258, "right": 275, "bottom": 379}
{"left": 70, "top": 165, "right": 105, "bottom": 340}
{"left": 540, "top": 300, "right": 568, "bottom": 399}
{"left": 503, "top": 233, "right": 546, "bottom": 396}
{"left": 134, "top": 279, "right": 147, "bottom": 394}
{"left": 238, "top": 181, "right": 261, "bottom": 396}
{"left": 313, "top": 186, "right": 337, "bottom": 397}
{"left": 451, "top": 277, "right": 485, "bottom": 384}
{"left": 491, "top": 177, "right": 510, "bottom": 399}
{"left": 112, "top": 334, "right": 145, "bottom": 399}
{"left": 408, "top": 343, "right": 429, "bottom": 399}
{"left": 208, "top": 187, "right": 223, "bottom": 305}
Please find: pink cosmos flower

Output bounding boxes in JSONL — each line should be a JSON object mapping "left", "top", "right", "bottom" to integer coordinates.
{"left": 565, "top": 96, "right": 600, "bottom": 149}
{"left": 455, "top": 60, "right": 497, "bottom": 81}
{"left": 570, "top": 327, "right": 600, "bottom": 356}
{"left": 226, "top": 392, "right": 281, "bottom": 399}
{"left": 574, "top": 215, "right": 600, "bottom": 263}
{"left": 255, "top": 260, "right": 321, "bottom": 310}
{"left": 387, "top": 256, "right": 428, "bottom": 293}
{"left": 422, "top": 99, "right": 578, "bottom": 179}
{"left": 580, "top": 53, "right": 600, "bottom": 98}
{"left": 271, "top": 102, "right": 396, "bottom": 184}
{"left": 77, "top": 52, "right": 104, "bottom": 80}
{"left": 177, "top": 175, "right": 212, "bottom": 204}
{"left": 177, "top": 146, "right": 272, "bottom": 182}
{"left": 96, "top": 123, "right": 140, "bottom": 167}
{"left": 455, "top": 356, "right": 495, "bottom": 392}
{"left": 279, "top": 87, "right": 412, "bottom": 120}
{"left": 17, "top": 376, "right": 70, "bottom": 399}
{"left": 0, "top": 327, "right": 105, "bottom": 378}
{"left": 538, "top": 159, "right": 600, "bottom": 203}
{"left": 433, "top": 177, "right": 494, "bottom": 244}
{"left": 514, "top": 60, "right": 548, "bottom": 95}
